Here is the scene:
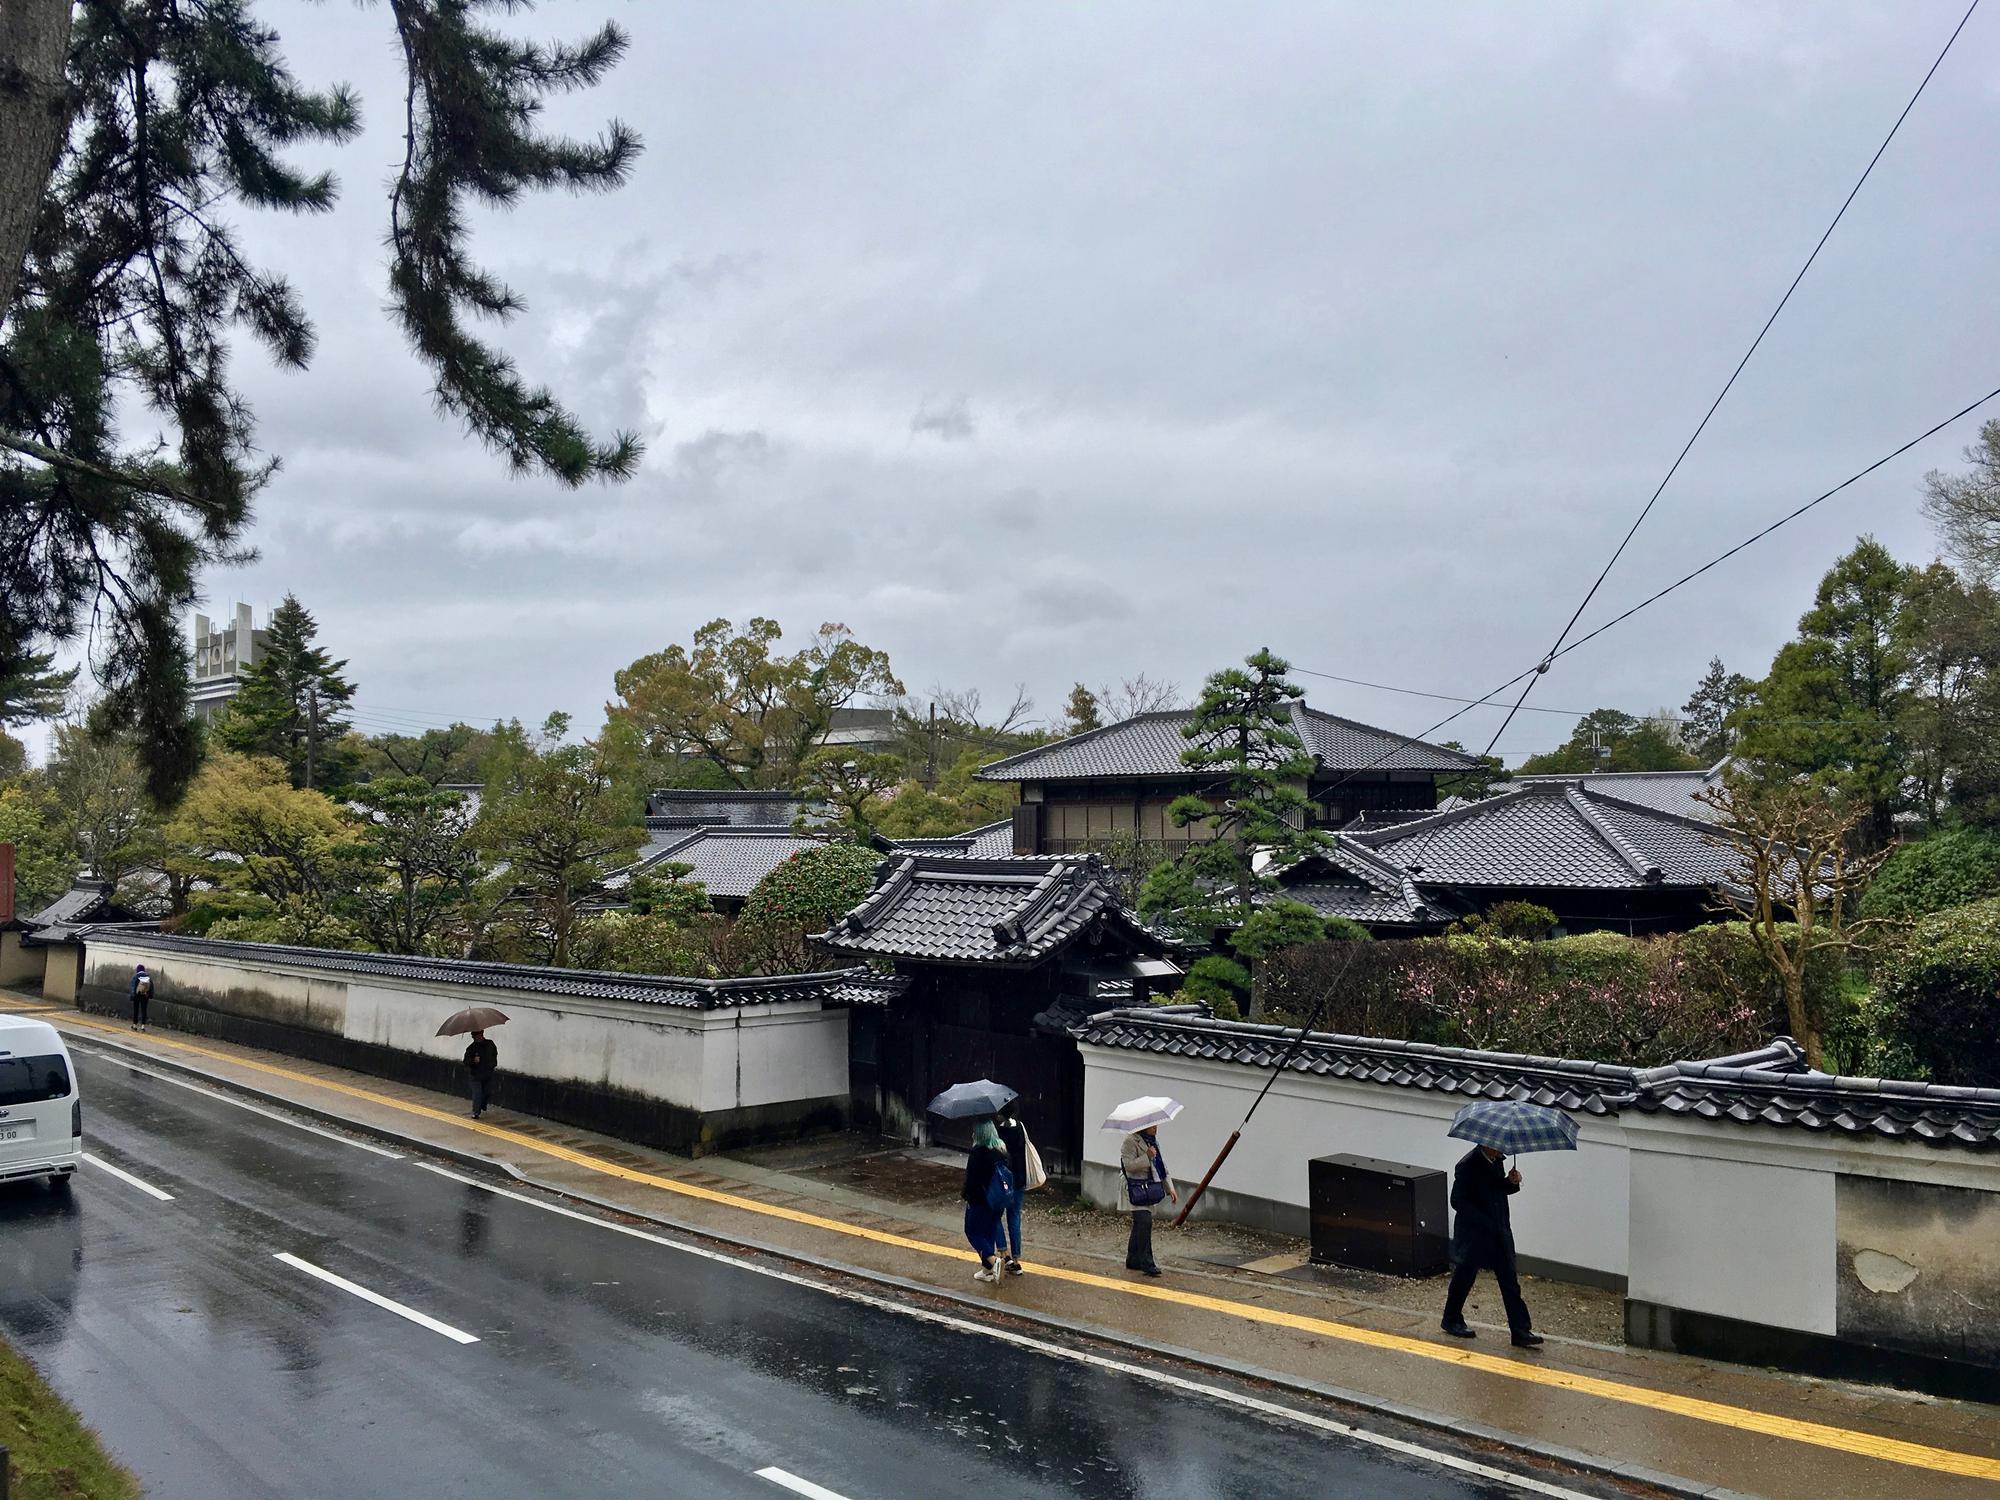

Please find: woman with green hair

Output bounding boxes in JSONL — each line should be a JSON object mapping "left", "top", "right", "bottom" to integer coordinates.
{"left": 960, "top": 1117, "right": 1012, "bottom": 1283}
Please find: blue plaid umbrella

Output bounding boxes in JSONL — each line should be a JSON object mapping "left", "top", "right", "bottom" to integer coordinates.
{"left": 1447, "top": 1100, "right": 1579, "bottom": 1155}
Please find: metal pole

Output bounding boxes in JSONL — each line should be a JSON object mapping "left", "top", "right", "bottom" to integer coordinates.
{"left": 1173, "top": 987, "right": 1335, "bottom": 1226}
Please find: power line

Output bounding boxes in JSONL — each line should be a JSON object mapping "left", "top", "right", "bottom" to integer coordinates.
{"left": 1480, "top": 0, "right": 1982, "bottom": 759}
{"left": 1305, "top": 377, "right": 2000, "bottom": 799}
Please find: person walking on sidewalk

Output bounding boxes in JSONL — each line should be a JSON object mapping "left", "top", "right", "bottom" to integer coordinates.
{"left": 128, "top": 964, "right": 152, "bottom": 1031}
{"left": 463, "top": 1029, "right": 499, "bottom": 1119}
{"left": 993, "top": 1108, "right": 1030, "bottom": 1276}
{"left": 1441, "top": 1144, "right": 1543, "bottom": 1348}
{"left": 1119, "top": 1125, "right": 1176, "bottom": 1277}
{"left": 961, "top": 1119, "right": 1011, "bottom": 1283}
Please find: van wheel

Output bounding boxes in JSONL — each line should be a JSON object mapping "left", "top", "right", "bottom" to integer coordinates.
{"left": 49, "top": 1174, "right": 73, "bottom": 1197}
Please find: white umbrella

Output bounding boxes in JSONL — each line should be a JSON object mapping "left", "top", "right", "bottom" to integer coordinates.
{"left": 1101, "top": 1096, "right": 1184, "bottom": 1132}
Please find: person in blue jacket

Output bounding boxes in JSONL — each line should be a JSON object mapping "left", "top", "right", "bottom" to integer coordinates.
{"left": 960, "top": 1119, "right": 1009, "bottom": 1284}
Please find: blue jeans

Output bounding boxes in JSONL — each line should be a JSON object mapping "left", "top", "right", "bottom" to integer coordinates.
{"left": 998, "top": 1188, "right": 1023, "bottom": 1260}
{"left": 964, "top": 1203, "right": 1001, "bottom": 1261}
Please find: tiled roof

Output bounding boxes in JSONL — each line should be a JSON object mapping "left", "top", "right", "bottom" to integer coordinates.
{"left": 884, "top": 820, "right": 1017, "bottom": 859}
{"left": 977, "top": 704, "right": 1478, "bottom": 782}
{"left": 1348, "top": 783, "right": 1735, "bottom": 891}
{"left": 626, "top": 827, "right": 844, "bottom": 900}
{"left": 1512, "top": 762, "right": 1729, "bottom": 822}
{"left": 1073, "top": 1012, "right": 2000, "bottom": 1149}
{"left": 1274, "top": 841, "right": 1461, "bottom": 929}
{"left": 28, "top": 882, "right": 115, "bottom": 929}
{"left": 76, "top": 930, "right": 881, "bottom": 1010}
{"left": 821, "top": 853, "right": 1163, "bottom": 966}
{"left": 643, "top": 789, "right": 830, "bottom": 827}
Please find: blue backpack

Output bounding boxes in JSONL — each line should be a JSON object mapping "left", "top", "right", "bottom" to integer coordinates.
{"left": 985, "top": 1157, "right": 1016, "bottom": 1213}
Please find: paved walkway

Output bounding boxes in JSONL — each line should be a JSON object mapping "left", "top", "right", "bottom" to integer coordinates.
{"left": 13, "top": 994, "right": 2000, "bottom": 1500}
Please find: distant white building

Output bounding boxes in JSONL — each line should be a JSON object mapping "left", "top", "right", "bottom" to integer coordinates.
{"left": 190, "top": 603, "right": 268, "bottom": 719}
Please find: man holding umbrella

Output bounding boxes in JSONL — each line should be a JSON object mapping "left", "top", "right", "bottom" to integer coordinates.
{"left": 438, "top": 1006, "right": 509, "bottom": 1120}
{"left": 1441, "top": 1100, "right": 1573, "bottom": 1349}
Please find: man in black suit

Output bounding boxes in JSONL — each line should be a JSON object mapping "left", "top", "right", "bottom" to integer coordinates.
{"left": 1441, "top": 1144, "right": 1543, "bottom": 1349}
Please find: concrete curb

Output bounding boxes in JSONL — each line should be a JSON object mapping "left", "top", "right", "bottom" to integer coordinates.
{"left": 71, "top": 1028, "right": 1743, "bottom": 1500}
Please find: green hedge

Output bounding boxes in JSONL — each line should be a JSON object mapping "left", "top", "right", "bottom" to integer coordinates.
{"left": 1256, "top": 923, "right": 1850, "bottom": 1068}
{"left": 1859, "top": 827, "right": 2000, "bottom": 919}
{"left": 1874, "top": 898, "right": 2000, "bottom": 1086}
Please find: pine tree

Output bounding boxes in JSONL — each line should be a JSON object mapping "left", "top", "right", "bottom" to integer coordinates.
{"left": 1140, "top": 648, "right": 1325, "bottom": 932}
{"left": 1, "top": 3, "right": 642, "bottom": 803}
{"left": 217, "top": 595, "right": 356, "bottom": 791}
{"left": 1062, "top": 683, "right": 1103, "bottom": 735}
{"left": 1680, "top": 657, "right": 1753, "bottom": 765}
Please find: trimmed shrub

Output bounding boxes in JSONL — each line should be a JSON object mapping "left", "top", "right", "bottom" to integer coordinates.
{"left": 1233, "top": 900, "right": 1332, "bottom": 960}
{"left": 739, "top": 841, "right": 881, "bottom": 934}
{"left": 1876, "top": 898, "right": 2000, "bottom": 1087}
{"left": 1178, "top": 955, "right": 1249, "bottom": 1021}
{"left": 1455, "top": 901, "right": 1558, "bottom": 940}
{"left": 1319, "top": 915, "right": 1372, "bottom": 942}
{"left": 1858, "top": 827, "right": 2000, "bottom": 919}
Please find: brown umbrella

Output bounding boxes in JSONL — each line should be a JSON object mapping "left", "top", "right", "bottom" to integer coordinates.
{"left": 436, "top": 1006, "right": 509, "bottom": 1037}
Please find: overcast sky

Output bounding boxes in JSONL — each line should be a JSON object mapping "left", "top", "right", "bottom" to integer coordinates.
{"left": 54, "top": 1, "right": 2000, "bottom": 765}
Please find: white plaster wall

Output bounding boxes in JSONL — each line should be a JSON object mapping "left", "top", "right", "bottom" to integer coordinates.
{"left": 82, "top": 938, "right": 848, "bottom": 1113}
{"left": 1625, "top": 1124, "right": 1836, "bottom": 1334}
{"left": 1080, "top": 1044, "right": 1632, "bottom": 1280}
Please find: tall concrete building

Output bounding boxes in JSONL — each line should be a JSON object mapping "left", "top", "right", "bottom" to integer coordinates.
{"left": 190, "top": 603, "right": 268, "bottom": 720}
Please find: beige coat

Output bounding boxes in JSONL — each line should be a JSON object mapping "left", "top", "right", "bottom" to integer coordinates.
{"left": 1118, "top": 1132, "right": 1175, "bottom": 1212}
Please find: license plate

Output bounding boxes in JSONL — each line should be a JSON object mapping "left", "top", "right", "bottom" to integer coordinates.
{"left": 0, "top": 1124, "right": 33, "bottom": 1143}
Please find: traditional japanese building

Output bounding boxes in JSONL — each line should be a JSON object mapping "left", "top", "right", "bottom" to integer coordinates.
{"left": 977, "top": 703, "right": 1482, "bottom": 858}
{"left": 820, "top": 852, "right": 1180, "bottom": 1173}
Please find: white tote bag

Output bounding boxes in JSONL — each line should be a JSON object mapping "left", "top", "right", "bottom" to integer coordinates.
{"left": 1021, "top": 1126, "right": 1049, "bottom": 1191}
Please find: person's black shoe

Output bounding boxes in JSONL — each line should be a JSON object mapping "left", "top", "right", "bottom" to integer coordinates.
{"left": 1137, "top": 1265, "right": 1162, "bottom": 1277}
{"left": 1511, "top": 1331, "right": 1545, "bottom": 1349}
{"left": 1441, "top": 1321, "right": 1476, "bottom": 1339}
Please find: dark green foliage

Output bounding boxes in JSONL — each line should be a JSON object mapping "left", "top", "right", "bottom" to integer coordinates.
{"left": 472, "top": 714, "right": 645, "bottom": 967}
{"left": 1434, "top": 740, "right": 1506, "bottom": 803}
{"left": 1145, "top": 648, "right": 1323, "bottom": 934}
{"left": 1876, "top": 899, "right": 2000, "bottom": 1087}
{"left": 739, "top": 841, "right": 880, "bottom": 935}
{"left": 358, "top": 722, "right": 498, "bottom": 786}
{"left": 1680, "top": 657, "right": 1753, "bottom": 765}
{"left": 1319, "top": 915, "right": 1372, "bottom": 942}
{"left": 1178, "top": 955, "right": 1249, "bottom": 1021}
{"left": 1858, "top": 827, "right": 2000, "bottom": 919}
{"left": 1231, "top": 900, "right": 1332, "bottom": 960}
{"left": 215, "top": 594, "right": 354, "bottom": 790}
{"left": 1517, "top": 708, "right": 1698, "bottom": 775}
{"left": 0, "top": 648, "right": 75, "bottom": 726}
{"left": 3, "top": 2, "right": 640, "bottom": 803}
{"left": 1452, "top": 901, "right": 1558, "bottom": 940}
{"left": 341, "top": 776, "right": 479, "bottom": 954}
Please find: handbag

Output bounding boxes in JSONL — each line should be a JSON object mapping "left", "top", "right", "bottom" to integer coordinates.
{"left": 1021, "top": 1128, "right": 1048, "bottom": 1192}
{"left": 984, "top": 1157, "right": 1016, "bottom": 1214}
{"left": 1126, "top": 1174, "right": 1166, "bottom": 1207}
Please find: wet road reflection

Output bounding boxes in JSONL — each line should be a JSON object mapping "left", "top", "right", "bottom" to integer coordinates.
{"left": 0, "top": 1051, "right": 1535, "bottom": 1499}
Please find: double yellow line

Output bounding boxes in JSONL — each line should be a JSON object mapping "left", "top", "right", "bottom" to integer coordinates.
{"left": 32, "top": 1004, "right": 2000, "bottom": 1482}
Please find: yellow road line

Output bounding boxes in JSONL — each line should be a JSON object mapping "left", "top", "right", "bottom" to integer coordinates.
{"left": 32, "top": 1005, "right": 2000, "bottom": 1481}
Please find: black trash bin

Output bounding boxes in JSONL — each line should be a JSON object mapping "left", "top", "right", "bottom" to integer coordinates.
{"left": 1308, "top": 1153, "right": 1449, "bottom": 1277}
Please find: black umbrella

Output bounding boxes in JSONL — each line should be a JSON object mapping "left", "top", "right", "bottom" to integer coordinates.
{"left": 926, "top": 1079, "right": 1017, "bottom": 1119}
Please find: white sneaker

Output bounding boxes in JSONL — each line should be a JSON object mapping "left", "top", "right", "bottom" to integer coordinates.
{"left": 973, "top": 1266, "right": 998, "bottom": 1283}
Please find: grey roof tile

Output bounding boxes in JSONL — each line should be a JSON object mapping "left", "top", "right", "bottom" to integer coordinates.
{"left": 1511, "top": 763, "right": 1729, "bottom": 821}
{"left": 1350, "top": 783, "right": 1737, "bottom": 891}
{"left": 631, "top": 828, "right": 844, "bottom": 900}
{"left": 977, "top": 704, "right": 1478, "bottom": 782}
{"left": 822, "top": 853, "right": 1162, "bottom": 965}
{"left": 80, "top": 931, "right": 877, "bottom": 1010}
{"left": 1074, "top": 1012, "right": 2000, "bottom": 1149}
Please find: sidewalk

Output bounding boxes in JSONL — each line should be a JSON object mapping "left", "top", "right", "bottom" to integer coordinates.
{"left": 15, "top": 993, "right": 2000, "bottom": 1500}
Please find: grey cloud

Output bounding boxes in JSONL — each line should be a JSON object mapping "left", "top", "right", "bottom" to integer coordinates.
{"left": 148, "top": 0, "right": 1991, "bottom": 768}
{"left": 911, "top": 395, "right": 976, "bottom": 442}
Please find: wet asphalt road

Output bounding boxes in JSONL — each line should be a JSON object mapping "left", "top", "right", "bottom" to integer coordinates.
{"left": 0, "top": 1050, "right": 1551, "bottom": 1499}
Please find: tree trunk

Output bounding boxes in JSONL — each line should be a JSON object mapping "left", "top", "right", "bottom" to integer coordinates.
{"left": 0, "top": 0, "right": 72, "bottom": 319}
{"left": 1782, "top": 967, "right": 1822, "bottom": 1068}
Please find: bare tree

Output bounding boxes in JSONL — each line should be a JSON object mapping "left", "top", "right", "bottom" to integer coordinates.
{"left": 1696, "top": 778, "right": 1895, "bottom": 1068}
{"left": 1097, "top": 673, "right": 1181, "bottom": 720}
{"left": 1922, "top": 419, "right": 2000, "bottom": 582}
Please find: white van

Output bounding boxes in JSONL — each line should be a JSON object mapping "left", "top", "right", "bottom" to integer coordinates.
{"left": 0, "top": 1014, "right": 82, "bottom": 1190}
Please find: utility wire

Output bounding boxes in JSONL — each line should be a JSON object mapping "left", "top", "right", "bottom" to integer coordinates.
{"left": 1479, "top": 0, "right": 1982, "bottom": 760}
